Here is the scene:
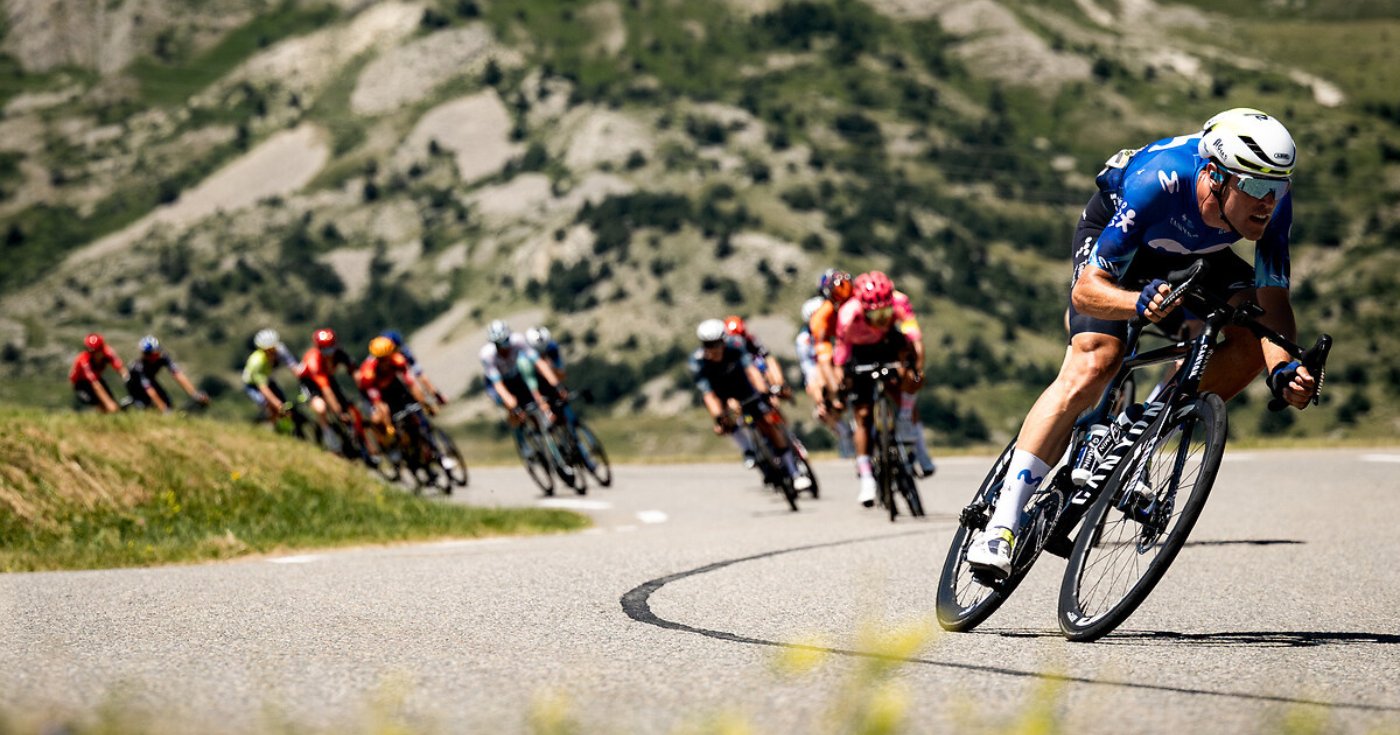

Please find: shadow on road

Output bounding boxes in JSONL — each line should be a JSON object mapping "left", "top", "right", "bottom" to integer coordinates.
{"left": 1183, "top": 538, "right": 1305, "bottom": 548}
{"left": 993, "top": 629, "right": 1400, "bottom": 648}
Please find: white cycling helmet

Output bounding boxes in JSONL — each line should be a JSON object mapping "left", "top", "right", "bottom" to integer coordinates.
{"left": 525, "top": 326, "right": 551, "bottom": 351}
{"left": 486, "top": 320, "right": 512, "bottom": 347}
{"left": 138, "top": 335, "right": 160, "bottom": 354}
{"left": 800, "top": 296, "right": 824, "bottom": 323}
{"left": 1198, "top": 108, "right": 1296, "bottom": 179}
{"left": 253, "top": 328, "right": 279, "bottom": 350}
{"left": 697, "top": 318, "right": 726, "bottom": 343}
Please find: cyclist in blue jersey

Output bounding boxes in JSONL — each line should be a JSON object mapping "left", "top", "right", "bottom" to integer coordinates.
{"left": 381, "top": 329, "right": 448, "bottom": 406}
{"left": 525, "top": 325, "right": 581, "bottom": 427}
{"left": 968, "top": 108, "right": 1319, "bottom": 576}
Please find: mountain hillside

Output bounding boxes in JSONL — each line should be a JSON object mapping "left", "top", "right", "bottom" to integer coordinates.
{"left": 1, "top": 0, "right": 1396, "bottom": 445}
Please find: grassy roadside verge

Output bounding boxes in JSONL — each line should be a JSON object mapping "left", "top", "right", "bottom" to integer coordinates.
{"left": 0, "top": 406, "right": 588, "bottom": 572}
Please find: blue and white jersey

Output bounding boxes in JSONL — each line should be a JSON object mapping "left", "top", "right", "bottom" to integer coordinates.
{"left": 1090, "top": 134, "right": 1292, "bottom": 289}
{"left": 795, "top": 328, "right": 818, "bottom": 386}
{"left": 479, "top": 334, "right": 540, "bottom": 384}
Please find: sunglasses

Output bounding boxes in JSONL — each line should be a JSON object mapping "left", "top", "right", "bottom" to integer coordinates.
{"left": 864, "top": 306, "right": 894, "bottom": 325}
{"left": 1228, "top": 171, "right": 1290, "bottom": 201}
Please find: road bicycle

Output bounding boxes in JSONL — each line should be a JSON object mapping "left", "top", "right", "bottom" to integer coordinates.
{"left": 849, "top": 361, "right": 925, "bottom": 522}
{"left": 937, "top": 260, "right": 1331, "bottom": 641}
{"left": 549, "top": 391, "right": 613, "bottom": 488}
{"left": 513, "top": 402, "right": 583, "bottom": 496}
{"left": 385, "top": 402, "right": 468, "bottom": 494}
{"left": 733, "top": 394, "right": 802, "bottom": 512}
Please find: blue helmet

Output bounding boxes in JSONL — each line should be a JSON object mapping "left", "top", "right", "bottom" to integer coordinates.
{"left": 138, "top": 335, "right": 160, "bottom": 354}
{"left": 381, "top": 329, "right": 405, "bottom": 346}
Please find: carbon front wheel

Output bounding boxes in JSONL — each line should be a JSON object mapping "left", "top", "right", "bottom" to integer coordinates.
{"left": 1058, "top": 394, "right": 1227, "bottom": 642}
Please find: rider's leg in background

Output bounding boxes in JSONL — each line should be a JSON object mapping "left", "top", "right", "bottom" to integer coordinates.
{"left": 852, "top": 402, "right": 876, "bottom": 506}
{"left": 1199, "top": 324, "right": 1266, "bottom": 400}
{"left": 989, "top": 333, "right": 1124, "bottom": 534}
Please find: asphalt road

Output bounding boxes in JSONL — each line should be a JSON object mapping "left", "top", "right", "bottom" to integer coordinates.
{"left": 2, "top": 449, "right": 1398, "bottom": 733}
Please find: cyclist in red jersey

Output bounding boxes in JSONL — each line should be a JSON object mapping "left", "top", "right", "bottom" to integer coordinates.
{"left": 70, "top": 333, "right": 127, "bottom": 413}
{"left": 297, "top": 328, "right": 359, "bottom": 443}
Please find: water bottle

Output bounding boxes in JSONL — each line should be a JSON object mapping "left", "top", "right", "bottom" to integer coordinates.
{"left": 1070, "top": 424, "right": 1110, "bottom": 486}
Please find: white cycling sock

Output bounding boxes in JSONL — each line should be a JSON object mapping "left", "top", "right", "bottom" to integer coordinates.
{"left": 987, "top": 449, "right": 1052, "bottom": 535}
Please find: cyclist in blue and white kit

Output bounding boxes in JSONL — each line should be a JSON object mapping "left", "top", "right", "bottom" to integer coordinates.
{"left": 968, "top": 108, "right": 1319, "bottom": 576}
{"left": 526, "top": 325, "right": 579, "bottom": 426}
{"left": 480, "top": 320, "right": 561, "bottom": 426}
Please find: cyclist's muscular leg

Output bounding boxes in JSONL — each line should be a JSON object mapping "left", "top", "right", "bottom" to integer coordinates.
{"left": 1199, "top": 324, "right": 1266, "bottom": 400}
{"left": 1017, "top": 333, "right": 1125, "bottom": 462}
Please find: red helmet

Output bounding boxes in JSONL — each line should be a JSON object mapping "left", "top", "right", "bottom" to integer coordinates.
{"left": 313, "top": 328, "right": 337, "bottom": 349}
{"left": 854, "top": 271, "right": 894, "bottom": 309}
{"left": 723, "top": 315, "right": 747, "bottom": 338}
{"left": 820, "top": 269, "right": 853, "bottom": 302}
{"left": 84, "top": 333, "right": 105, "bottom": 352}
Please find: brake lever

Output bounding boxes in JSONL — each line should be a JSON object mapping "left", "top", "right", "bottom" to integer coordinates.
{"left": 1267, "top": 334, "right": 1332, "bottom": 412}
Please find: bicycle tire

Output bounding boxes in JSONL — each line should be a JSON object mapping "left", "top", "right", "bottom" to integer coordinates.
{"left": 363, "top": 429, "right": 403, "bottom": 483}
{"left": 780, "top": 473, "right": 799, "bottom": 512}
{"left": 574, "top": 422, "right": 612, "bottom": 487}
{"left": 796, "top": 454, "right": 819, "bottom": 498}
{"left": 434, "top": 427, "right": 469, "bottom": 488}
{"left": 895, "top": 462, "right": 924, "bottom": 517}
{"left": 1058, "top": 393, "right": 1227, "bottom": 642}
{"left": 549, "top": 423, "right": 586, "bottom": 494}
{"left": 517, "top": 427, "right": 555, "bottom": 495}
{"left": 937, "top": 440, "right": 1056, "bottom": 632}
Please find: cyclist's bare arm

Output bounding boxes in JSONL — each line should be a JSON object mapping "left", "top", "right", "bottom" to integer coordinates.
{"left": 259, "top": 384, "right": 283, "bottom": 412}
{"left": 1256, "top": 286, "right": 1315, "bottom": 407}
{"left": 492, "top": 379, "right": 518, "bottom": 411}
{"left": 536, "top": 359, "right": 562, "bottom": 389}
{"left": 1072, "top": 265, "right": 1174, "bottom": 322}
{"left": 94, "top": 380, "right": 119, "bottom": 413}
{"left": 172, "top": 371, "right": 207, "bottom": 403}
{"left": 745, "top": 364, "right": 770, "bottom": 395}
{"left": 764, "top": 356, "right": 784, "bottom": 389}
{"left": 147, "top": 385, "right": 170, "bottom": 412}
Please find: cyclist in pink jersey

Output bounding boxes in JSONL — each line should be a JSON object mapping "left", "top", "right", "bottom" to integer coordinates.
{"left": 833, "top": 272, "right": 936, "bottom": 506}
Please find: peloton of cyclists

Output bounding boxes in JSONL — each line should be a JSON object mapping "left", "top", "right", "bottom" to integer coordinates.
{"left": 832, "top": 271, "right": 937, "bottom": 507}
{"left": 125, "top": 335, "right": 209, "bottom": 412}
{"left": 690, "top": 318, "right": 813, "bottom": 493}
{"left": 966, "top": 108, "right": 1317, "bottom": 576}
{"left": 70, "top": 333, "right": 128, "bottom": 413}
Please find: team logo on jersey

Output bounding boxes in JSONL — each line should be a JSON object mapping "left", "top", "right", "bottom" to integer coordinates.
{"left": 1109, "top": 206, "right": 1137, "bottom": 234}
{"left": 1157, "top": 170, "right": 1180, "bottom": 193}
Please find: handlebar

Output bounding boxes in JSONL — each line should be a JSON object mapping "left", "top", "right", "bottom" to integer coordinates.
{"left": 1132, "top": 258, "right": 1333, "bottom": 411}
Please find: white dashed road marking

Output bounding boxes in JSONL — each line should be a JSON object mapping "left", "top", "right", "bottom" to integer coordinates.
{"left": 268, "top": 555, "right": 321, "bottom": 564}
{"left": 1361, "top": 454, "right": 1400, "bottom": 464}
{"left": 636, "top": 510, "right": 669, "bottom": 524}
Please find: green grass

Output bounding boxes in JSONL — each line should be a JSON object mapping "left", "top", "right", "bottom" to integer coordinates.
{"left": 130, "top": 2, "right": 341, "bottom": 107}
{"left": 0, "top": 406, "right": 588, "bottom": 572}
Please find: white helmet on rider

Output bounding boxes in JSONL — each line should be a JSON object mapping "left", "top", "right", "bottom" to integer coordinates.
{"left": 253, "top": 328, "right": 279, "bottom": 350}
{"left": 525, "top": 326, "right": 551, "bottom": 351}
{"left": 486, "top": 320, "right": 512, "bottom": 348}
{"left": 800, "top": 296, "right": 824, "bottom": 323}
{"left": 696, "top": 319, "right": 726, "bottom": 344}
{"left": 1198, "top": 108, "right": 1296, "bottom": 179}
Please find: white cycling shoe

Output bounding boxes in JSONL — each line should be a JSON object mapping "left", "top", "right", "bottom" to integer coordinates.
{"left": 793, "top": 475, "right": 813, "bottom": 492}
{"left": 966, "top": 526, "right": 1015, "bottom": 577}
{"left": 857, "top": 474, "right": 877, "bottom": 507}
